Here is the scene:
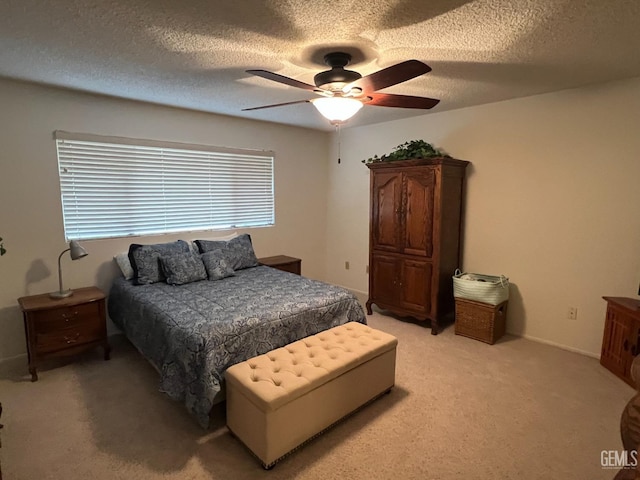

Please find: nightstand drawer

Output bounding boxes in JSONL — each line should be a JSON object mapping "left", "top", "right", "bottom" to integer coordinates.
{"left": 31, "top": 302, "right": 100, "bottom": 333}
{"left": 36, "top": 321, "right": 103, "bottom": 353}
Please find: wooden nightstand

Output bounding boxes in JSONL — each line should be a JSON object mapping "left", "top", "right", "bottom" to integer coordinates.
{"left": 18, "top": 286, "right": 110, "bottom": 381}
{"left": 258, "top": 255, "right": 302, "bottom": 275}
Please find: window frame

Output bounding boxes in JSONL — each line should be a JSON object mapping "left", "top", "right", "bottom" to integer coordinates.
{"left": 54, "top": 131, "right": 275, "bottom": 241}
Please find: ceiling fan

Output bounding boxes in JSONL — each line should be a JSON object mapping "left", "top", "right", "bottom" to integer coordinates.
{"left": 243, "top": 52, "right": 440, "bottom": 125}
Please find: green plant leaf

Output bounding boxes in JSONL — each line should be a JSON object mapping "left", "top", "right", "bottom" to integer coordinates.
{"left": 362, "top": 139, "right": 448, "bottom": 164}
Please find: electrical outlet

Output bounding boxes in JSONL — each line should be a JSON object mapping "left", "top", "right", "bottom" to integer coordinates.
{"left": 567, "top": 307, "right": 578, "bottom": 320}
{"left": 366, "top": 265, "right": 369, "bottom": 274}
{"left": 345, "top": 261, "right": 350, "bottom": 270}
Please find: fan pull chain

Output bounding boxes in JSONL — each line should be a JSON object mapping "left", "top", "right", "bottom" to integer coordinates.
{"left": 336, "top": 123, "right": 341, "bottom": 164}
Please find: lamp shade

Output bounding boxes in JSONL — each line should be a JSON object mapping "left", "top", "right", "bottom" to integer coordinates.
{"left": 69, "top": 240, "right": 88, "bottom": 260}
{"left": 311, "top": 97, "right": 363, "bottom": 124}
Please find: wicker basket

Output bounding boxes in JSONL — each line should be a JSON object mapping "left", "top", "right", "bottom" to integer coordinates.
{"left": 452, "top": 271, "right": 509, "bottom": 305}
{"left": 454, "top": 298, "right": 508, "bottom": 344}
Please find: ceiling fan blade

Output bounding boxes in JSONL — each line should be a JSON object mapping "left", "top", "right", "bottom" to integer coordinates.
{"left": 345, "top": 60, "right": 432, "bottom": 94}
{"left": 242, "top": 99, "right": 310, "bottom": 111}
{"left": 365, "top": 93, "right": 440, "bottom": 109}
{"left": 246, "top": 69, "right": 317, "bottom": 91}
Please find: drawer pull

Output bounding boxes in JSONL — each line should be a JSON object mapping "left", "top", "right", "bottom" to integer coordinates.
{"left": 62, "top": 311, "right": 80, "bottom": 322}
{"left": 64, "top": 333, "right": 81, "bottom": 344}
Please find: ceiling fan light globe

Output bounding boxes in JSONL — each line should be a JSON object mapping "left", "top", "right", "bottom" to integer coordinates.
{"left": 311, "top": 97, "right": 363, "bottom": 123}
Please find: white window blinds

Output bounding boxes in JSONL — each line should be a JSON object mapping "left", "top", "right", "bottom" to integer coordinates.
{"left": 55, "top": 131, "right": 275, "bottom": 241}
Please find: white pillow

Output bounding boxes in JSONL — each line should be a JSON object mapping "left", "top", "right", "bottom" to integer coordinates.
{"left": 114, "top": 252, "right": 134, "bottom": 280}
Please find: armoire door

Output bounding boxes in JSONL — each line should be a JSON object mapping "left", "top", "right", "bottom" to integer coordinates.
{"left": 402, "top": 168, "right": 435, "bottom": 257}
{"left": 398, "top": 258, "right": 432, "bottom": 314}
{"left": 372, "top": 171, "right": 403, "bottom": 252}
{"left": 370, "top": 253, "right": 399, "bottom": 307}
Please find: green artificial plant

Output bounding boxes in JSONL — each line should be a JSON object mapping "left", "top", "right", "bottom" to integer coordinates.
{"left": 362, "top": 139, "right": 448, "bottom": 164}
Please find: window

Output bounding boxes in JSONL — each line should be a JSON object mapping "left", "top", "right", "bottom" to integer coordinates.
{"left": 55, "top": 131, "right": 274, "bottom": 241}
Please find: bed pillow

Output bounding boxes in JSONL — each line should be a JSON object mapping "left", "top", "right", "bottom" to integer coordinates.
{"left": 129, "top": 240, "right": 190, "bottom": 285}
{"left": 201, "top": 249, "right": 236, "bottom": 281}
{"left": 192, "top": 232, "right": 238, "bottom": 242}
{"left": 188, "top": 232, "right": 238, "bottom": 254}
{"left": 159, "top": 252, "right": 207, "bottom": 285}
{"left": 195, "top": 233, "right": 258, "bottom": 270}
{"left": 113, "top": 252, "right": 134, "bottom": 280}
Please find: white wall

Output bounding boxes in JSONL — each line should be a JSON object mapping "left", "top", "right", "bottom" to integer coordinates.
{"left": 325, "top": 77, "right": 640, "bottom": 356}
{"left": 0, "top": 78, "right": 330, "bottom": 360}
{"left": 2, "top": 76, "right": 639, "bottom": 361}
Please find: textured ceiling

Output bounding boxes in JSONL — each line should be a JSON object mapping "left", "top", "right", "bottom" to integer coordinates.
{"left": 1, "top": 0, "right": 639, "bottom": 131}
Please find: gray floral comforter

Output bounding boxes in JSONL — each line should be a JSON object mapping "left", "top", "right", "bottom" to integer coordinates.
{"left": 107, "top": 266, "right": 366, "bottom": 427}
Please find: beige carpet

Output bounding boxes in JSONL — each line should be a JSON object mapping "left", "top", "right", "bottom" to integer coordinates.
{"left": 0, "top": 311, "right": 633, "bottom": 480}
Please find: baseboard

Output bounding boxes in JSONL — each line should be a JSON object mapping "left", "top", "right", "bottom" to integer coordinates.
{"left": 515, "top": 332, "right": 600, "bottom": 359}
{"left": 0, "top": 352, "right": 27, "bottom": 364}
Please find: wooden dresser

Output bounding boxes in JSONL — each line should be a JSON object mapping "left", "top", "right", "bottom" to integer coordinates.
{"left": 601, "top": 296, "right": 640, "bottom": 387}
{"left": 365, "top": 157, "right": 469, "bottom": 334}
{"left": 18, "top": 286, "right": 110, "bottom": 381}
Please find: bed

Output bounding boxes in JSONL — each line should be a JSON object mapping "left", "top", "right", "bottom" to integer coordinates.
{"left": 108, "top": 263, "right": 366, "bottom": 428}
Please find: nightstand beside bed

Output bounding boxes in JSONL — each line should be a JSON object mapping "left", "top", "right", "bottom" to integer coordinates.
{"left": 18, "top": 286, "right": 110, "bottom": 381}
{"left": 258, "top": 255, "right": 301, "bottom": 275}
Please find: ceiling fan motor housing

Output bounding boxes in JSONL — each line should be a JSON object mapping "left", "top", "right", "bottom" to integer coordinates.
{"left": 314, "top": 52, "right": 362, "bottom": 90}
{"left": 244, "top": 52, "right": 439, "bottom": 115}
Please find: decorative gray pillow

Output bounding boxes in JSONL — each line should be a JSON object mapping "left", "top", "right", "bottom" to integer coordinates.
{"left": 201, "top": 249, "right": 236, "bottom": 281}
{"left": 159, "top": 252, "right": 207, "bottom": 285}
{"left": 195, "top": 234, "right": 258, "bottom": 271}
{"left": 128, "top": 240, "right": 190, "bottom": 285}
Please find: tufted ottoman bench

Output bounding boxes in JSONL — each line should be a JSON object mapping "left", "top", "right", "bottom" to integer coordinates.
{"left": 225, "top": 322, "right": 398, "bottom": 468}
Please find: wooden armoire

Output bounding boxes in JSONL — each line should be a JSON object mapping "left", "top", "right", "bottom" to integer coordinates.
{"left": 365, "top": 157, "right": 469, "bottom": 334}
